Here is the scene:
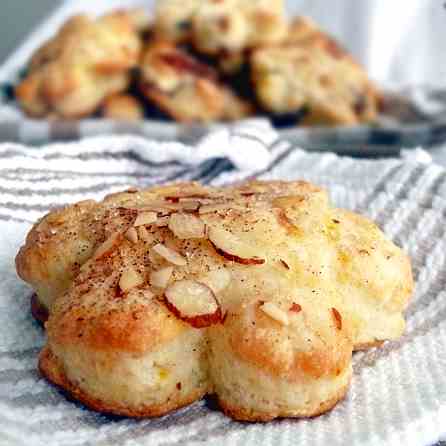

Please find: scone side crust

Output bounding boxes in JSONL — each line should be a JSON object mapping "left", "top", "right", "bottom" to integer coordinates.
{"left": 39, "top": 346, "right": 208, "bottom": 418}
{"left": 217, "top": 381, "right": 350, "bottom": 422}
{"left": 31, "top": 294, "right": 49, "bottom": 324}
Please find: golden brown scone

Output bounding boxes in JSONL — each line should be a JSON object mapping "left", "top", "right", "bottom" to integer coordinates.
{"left": 139, "top": 41, "right": 253, "bottom": 122}
{"left": 251, "top": 17, "right": 381, "bottom": 126}
{"left": 15, "top": 13, "right": 142, "bottom": 118}
{"left": 16, "top": 181, "right": 412, "bottom": 421}
{"left": 101, "top": 93, "right": 145, "bottom": 121}
{"left": 154, "top": 0, "right": 286, "bottom": 52}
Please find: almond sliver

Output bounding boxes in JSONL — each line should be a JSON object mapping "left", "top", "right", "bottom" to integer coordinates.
{"left": 93, "top": 232, "right": 122, "bottom": 260}
{"left": 125, "top": 227, "right": 139, "bottom": 244}
{"left": 119, "top": 266, "right": 144, "bottom": 292}
{"left": 150, "top": 266, "right": 174, "bottom": 288}
{"left": 200, "top": 268, "right": 231, "bottom": 294}
{"left": 260, "top": 302, "right": 289, "bottom": 326}
{"left": 134, "top": 211, "right": 158, "bottom": 227}
{"left": 208, "top": 227, "right": 265, "bottom": 265}
{"left": 152, "top": 243, "right": 187, "bottom": 266}
{"left": 164, "top": 280, "right": 222, "bottom": 328}
{"left": 168, "top": 213, "right": 205, "bottom": 239}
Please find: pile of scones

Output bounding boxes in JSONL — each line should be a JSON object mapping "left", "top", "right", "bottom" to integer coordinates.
{"left": 15, "top": 0, "right": 381, "bottom": 126}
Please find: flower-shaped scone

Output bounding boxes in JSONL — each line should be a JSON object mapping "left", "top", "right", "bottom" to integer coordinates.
{"left": 15, "top": 11, "right": 144, "bottom": 118}
{"left": 251, "top": 17, "right": 381, "bottom": 126}
{"left": 16, "top": 181, "right": 412, "bottom": 421}
{"left": 139, "top": 41, "right": 253, "bottom": 122}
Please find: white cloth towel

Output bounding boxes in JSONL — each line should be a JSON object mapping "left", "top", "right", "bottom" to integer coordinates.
{"left": 0, "top": 121, "right": 445, "bottom": 446}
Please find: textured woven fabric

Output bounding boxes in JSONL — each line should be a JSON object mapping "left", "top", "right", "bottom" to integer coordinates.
{"left": 0, "top": 122, "right": 445, "bottom": 446}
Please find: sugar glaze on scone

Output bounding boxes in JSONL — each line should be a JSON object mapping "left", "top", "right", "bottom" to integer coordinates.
{"left": 16, "top": 181, "right": 412, "bottom": 421}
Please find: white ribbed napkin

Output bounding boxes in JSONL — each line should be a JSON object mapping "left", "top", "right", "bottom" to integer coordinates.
{"left": 0, "top": 122, "right": 445, "bottom": 446}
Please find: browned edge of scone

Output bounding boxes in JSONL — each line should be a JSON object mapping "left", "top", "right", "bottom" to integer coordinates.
{"left": 31, "top": 294, "right": 49, "bottom": 324}
{"left": 39, "top": 346, "right": 208, "bottom": 418}
{"left": 217, "top": 382, "right": 350, "bottom": 422}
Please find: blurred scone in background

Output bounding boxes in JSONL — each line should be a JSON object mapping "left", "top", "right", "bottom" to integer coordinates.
{"left": 1, "top": 0, "right": 445, "bottom": 87}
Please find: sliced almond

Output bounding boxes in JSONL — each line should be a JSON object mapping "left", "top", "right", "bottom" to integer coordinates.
{"left": 274, "top": 209, "right": 301, "bottom": 237}
{"left": 93, "top": 232, "right": 122, "bottom": 260}
{"left": 156, "top": 216, "right": 170, "bottom": 227}
{"left": 180, "top": 201, "right": 200, "bottom": 212}
{"left": 165, "top": 193, "right": 210, "bottom": 202}
{"left": 208, "top": 227, "right": 265, "bottom": 265}
{"left": 280, "top": 259, "right": 290, "bottom": 270}
{"left": 152, "top": 243, "right": 187, "bottom": 266}
{"left": 134, "top": 211, "right": 158, "bottom": 227}
{"left": 150, "top": 266, "right": 174, "bottom": 288}
{"left": 168, "top": 213, "right": 205, "bottom": 239}
{"left": 119, "top": 266, "right": 144, "bottom": 293}
{"left": 138, "top": 226, "right": 155, "bottom": 244}
{"left": 164, "top": 280, "right": 222, "bottom": 328}
{"left": 331, "top": 308, "right": 342, "bottom": 330}
{"left": 125, "top": 227, "right": 139, "bottom": 244}
{"left": 260, "top": 302, "right": 289, "bottom": 326}
{"left": 200, "top": 268, "right": 231, "bottom": 294}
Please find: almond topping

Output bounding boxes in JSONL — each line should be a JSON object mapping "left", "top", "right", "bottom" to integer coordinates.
{"left": 275, "top": 209, "right": 301, "bottom": 237}
{"left": 164, "top": 280, "right": 222, "bottom": 328}
{"left": 331, "top": 308, "right": 342, "bottom": 330}
{"left": 290, "top": 303, "right": 302, "bottom": 313}
{"left": 208, "top": 227, "right": 265, "bottom": 265}
{"left": 134, "top": 211, "right": 158, "bottom": 227}
{"left": 137, "top": 226, "right": 155, "bottom": 244}
{"left": 168, "top": 213, "right": 205, "bottom": 239}
{"left": 152, "top": 243, "right": 187, "bottom": 266}
{"left": 199, "top": 268, "right": 231, "bottom": 294}
{"left": 280, "top": 259, "right": 290, "bottom": 270}
{"left": 260, "top": 302, "right": 289, "bottom": 326}
{"left": 156, "top": 216, "right": 170, "bottom": 227}
{"left": 119, "top": 266, "right": 144, "bottom": 292}
{"left": 180, "top": 201, "right": 201, "bottom": 212}
{"left": 150, "top": 266, "right": 174, "bottom": 288}
{"left": 93, "top": 232, "right": 122, "bottom": 260}
{"left": 125, "top": 227, "right": 138, "bottom": 244}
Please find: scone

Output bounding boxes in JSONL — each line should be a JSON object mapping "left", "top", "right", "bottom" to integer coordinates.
{"left": 154, "top": 0, "right": 286, "bottom": 53}
{"left": 16, "top": 181, "right": 412, "bottom": 421}
{"left": 101, "top": 93, "right": 145, "bottom": 121}
{"left": 139, "top": 41, "right": 253, "bottom": 122}
{"left": 15, "top": 12, "right": 143, "bottom": 118}
{"left": 251, "top": 17, "right": 381, "bottom": 126}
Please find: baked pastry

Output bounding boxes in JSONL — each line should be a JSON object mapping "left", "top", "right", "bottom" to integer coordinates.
{"left": 139, "top": 41, "right": 253, "bottom": 122}
{"left": 15, "top": 12, "right": 142, "bottom": 118}
{"left": 16, "top": 180, "right": 412, "bottom": 421}
{"left": 251, "top": 17, "right": 381, "bottom": 126}
{"left": 101, "top": 93, "right": 144, "bottom": 121}
{"left": 154, "top": 0, "right": 286, "bottom": 54}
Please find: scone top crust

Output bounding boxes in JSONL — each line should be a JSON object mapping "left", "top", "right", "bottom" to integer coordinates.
{"left": 154, "top": 0, "right": 286, "bottom": 53}
{"left": 17, "top": 181, "right": 412, "bottom": 362}
{"left": 15, "top": 11, "right": 143, "bottom": 118}
{"left": 251, "top": 18, "right": 380, "bottom": 125}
